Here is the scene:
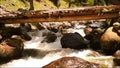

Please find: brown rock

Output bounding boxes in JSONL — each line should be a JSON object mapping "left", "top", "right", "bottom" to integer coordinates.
{"left": 114, "top": 50, "right": 120, "bottom": 58}
{"left": 84, "top": 28, "right": 103, "bottom": 50}
{"left": 114, "top": 50, "right": 120, "bottom": 66}
{"left": 42, "top": 57, "right": 102, "bottom": 68}
{"left": 0, "top": 38, "right": 24, "bottom": 60}
{"left": 100, "top": 22, "right": 120, "bottom": 55}
{"left": 0, "top": 26, "right": 31, "bottom": 42}
{"left": 0, "top": 34, "right": 2, "bottom": 40}
{"left": 41, "top": 32, "right": 57, "bottom": 43}
{"left": 84, "top": 26, "right": 93, "bottom": 35}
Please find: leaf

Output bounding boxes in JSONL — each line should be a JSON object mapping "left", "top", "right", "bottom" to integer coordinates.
{"left": 106, "top": 19, "right": 112, "bottom": 27}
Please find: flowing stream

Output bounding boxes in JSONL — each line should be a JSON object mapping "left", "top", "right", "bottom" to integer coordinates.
{"left": 0, "top": 23, "right": 114, "bottom": 68}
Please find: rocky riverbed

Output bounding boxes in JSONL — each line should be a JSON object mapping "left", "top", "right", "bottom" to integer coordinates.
{"left": 0, "top": 21, "right": 120, "bottom": 68}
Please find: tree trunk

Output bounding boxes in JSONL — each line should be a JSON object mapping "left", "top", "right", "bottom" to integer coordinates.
{"left": 29, "top": 0, "right": 34, "bottom": 10}
{"left": 0, "top": 5, "right": 120, "bottom": 24}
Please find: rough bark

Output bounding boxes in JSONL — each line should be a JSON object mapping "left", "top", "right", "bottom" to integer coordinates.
{"left": 0, "top": 5, "right": 120, "bottom": 24}
{"left": 29, "top": 0, "right": 34, "bottom": 10}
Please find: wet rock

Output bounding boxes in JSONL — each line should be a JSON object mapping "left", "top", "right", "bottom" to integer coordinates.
{"left": 0, "top": 38, "right": 24, "bottom": 60}
{"left": 0, "top": 23, "right": 5, "bottom": 27}
{"left": 20, "top": 23, "right": 32, "bottom": 32}
{"left": 32, "top": 23, "right": 45, "bottom": 30}
{"left": 114, "top": 50, "right": 120, "bottom": 58}
{"left": 0, "top": 26, "right": 31, "bottom": 42}
{"left": 61, "top": 32, "right": 88, "bottom": 49}
{"left": 0, "top": 34, "right": 2, "bottom": 40}
{"left": 114, "top": 50, "right": 120, "bottom": 66}
{"left": 83, "top": 49, "right": 101, "bottom": 57}
{"left": 84, "top": 26, "right": 93, "bottom": 35}
{"left": 42, "top": 57, "right": 102, "bottom": 68}
{"left": 84, "top": 28, "right": 103, "bottom": 50}
{"left": 48, "top": 27, "right": 58, "bottom": 33}
{"left": 11, "top": 35, "right": 26, "bottom": 42}
{"left": 41, "top": 32, "right": 57, "bottom": 43}
{"left": 100, "top": 22, "right": 120, "bottom": 55}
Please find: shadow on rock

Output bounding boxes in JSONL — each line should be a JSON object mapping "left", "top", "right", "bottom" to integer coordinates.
{"left": 22, "top": 49, "right": 49, "bottom": 59}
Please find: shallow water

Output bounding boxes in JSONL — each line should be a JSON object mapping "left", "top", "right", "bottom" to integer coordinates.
{"left": 0, "top": 25, "right": 115, "bottom": 68}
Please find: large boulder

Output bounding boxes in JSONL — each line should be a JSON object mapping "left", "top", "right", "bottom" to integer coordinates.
{"left": 42, "top": 57, "right": 102, "bottom": 68}
{"left": 60, "top": 32, "right": 88, "bottom": 49}
{"left": 0, "top": 25, "right": 31, "bottom": 42}
{"left": 100, "top": 22, "right": 120, "bottom": 55}
{"left": 0, "top": 38, "right": 24, "bottom": 60}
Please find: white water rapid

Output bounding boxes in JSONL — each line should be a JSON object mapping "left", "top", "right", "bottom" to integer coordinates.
{"left": 1, "top": 24, "right": 114, "bottom": 68}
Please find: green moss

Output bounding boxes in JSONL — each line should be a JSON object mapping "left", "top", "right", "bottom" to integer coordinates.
{"left": 33, "top": 1, "right": 41, "bottom": 10}
{"left": 0, "top": 0, "right": 29, "bottom": 10}
{"left": 81, "top": 0, "right": 94, "bottom": 6}
{"left": 0, "top": 0, "right": 115, "bottom": 10}
{"left": 43, "top": 0, "right": 57, "bottom": 9}
{"left": 59, "top": 0, "right": 68, "bottom": 8}
{"left": 0, "top": 0, "right": 69, "bottom": 10}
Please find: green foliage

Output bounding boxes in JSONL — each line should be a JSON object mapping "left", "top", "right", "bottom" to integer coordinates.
{"left": 43, "top": 0, "right": 57, "bottom": 9}
{"left": 58, "top": 0, "right": 68, "bottom": 8}
{"left": 0, "top": 0, "right": 29, "bottom": 10}
{"left": 81, "top": 0, "right": 95, "bottom": 6}
{"left": 106, "top": 19, "right": 112, "bottom": 27}
{"left": 0, "top": 0, "right": 116, "bottom": 10}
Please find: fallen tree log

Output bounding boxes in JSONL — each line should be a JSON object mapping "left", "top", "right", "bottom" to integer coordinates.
{"left": 0, "top": 5, "right": 120, "bottom": 24}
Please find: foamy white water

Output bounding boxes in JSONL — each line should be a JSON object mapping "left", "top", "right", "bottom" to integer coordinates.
{"left": 0, "top": 25, "right": 114, "bottom": 68}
